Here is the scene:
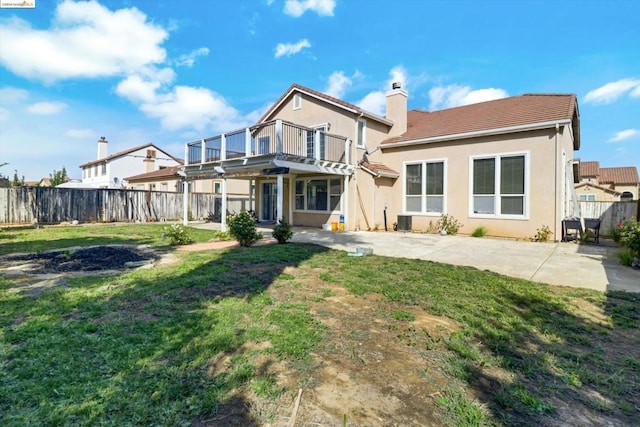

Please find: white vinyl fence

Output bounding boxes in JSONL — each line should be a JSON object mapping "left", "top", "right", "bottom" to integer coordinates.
{"left": 578, "top": 200, "right": 639, "bottom": 236}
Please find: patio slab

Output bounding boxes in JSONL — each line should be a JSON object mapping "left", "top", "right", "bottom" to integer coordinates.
{"left": 191, "top": 222, "right": 640, "bottom": 293}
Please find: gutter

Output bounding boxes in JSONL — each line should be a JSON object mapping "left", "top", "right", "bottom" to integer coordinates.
{"left": 381, "top": 119, "right": 573, "bottom": 149}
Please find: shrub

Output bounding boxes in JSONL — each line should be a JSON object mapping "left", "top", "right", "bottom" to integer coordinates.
{"left": 272, "top": 218, "right": 293, "bottom": 244}
{"left": 611, "top": 223, "right": 622, "bottom": 243}
{"left": 212, "top": 230, "right": 233, "bottom": 241}
{"left": 471, "top": 226, "right": 487, "bottom": 238}
{"left": 619, "top": 219, "right": 640, "bottom": 257}
{"left": 227, "top": 211, "right": 262, "bottom": 247}
{"left": 532, "top": 225, "right": 553, "bottom": 242}
{"left": 618, "top": 248, "right": 635, "bottom": 266}
{"left": 437, "top": 214, "right": 462, "bottom": 235}
{"left": 164, "top": 224, "right": 193, "bottom": 246}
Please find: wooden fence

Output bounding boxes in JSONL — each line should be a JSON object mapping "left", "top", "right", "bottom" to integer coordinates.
{"left": 578, "top": 200, "right": 639, "bottom": 236}
{"left": 0, "top": 187, "right": 250, "bottom": 225}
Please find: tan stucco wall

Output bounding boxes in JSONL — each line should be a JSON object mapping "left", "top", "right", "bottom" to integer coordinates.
{"left": 378, "top": 127, "right": 574, "bottom": 240}
{"left": 575, "top": 184, "right": 619, "bottom": 202}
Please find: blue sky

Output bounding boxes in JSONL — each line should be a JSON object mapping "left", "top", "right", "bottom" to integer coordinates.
{"left": 1, "top": 0, "right": 638, "bottom": 181}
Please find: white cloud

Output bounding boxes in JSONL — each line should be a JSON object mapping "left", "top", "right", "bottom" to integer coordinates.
{"left": 357, "top": 92, "right": 386, "bottom": 116}
{"left": 175, "top": 47, "right": 209, "bottom": 67}
{"left": 355, "top": 66, "right": 411, "bottom": 115}
{"left": 429, "top": 85, "right": 508, "bottom": 110}
{"left": 274, "top": 39, "right": 311, "bottom": 58}
{"left": 608, "top": 129, "right": 639, "bottom": 143}
{"left": 584, "top": 78, "right": 640, "bottom": 104}
{"left": 65, "top": 129, "right": 95, "bottom": 139}
{"left": 0, "top": 0, "right": 168, "bottom": 83}
{"left": 325, "top": 71, "right": 352, "bottom": 98}
{"left": 0, "top": 87, "right": 29, "bottom": 104}
{"left": 0, "top": 107, "right": 10, "bottom": 122}
{"left": 284, "top": 0, "right": 335, "bottom": 17}
{"left": 26, "top": 101, "right": 68, "bottom": 115}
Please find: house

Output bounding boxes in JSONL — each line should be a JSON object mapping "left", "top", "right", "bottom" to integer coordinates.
{"left": 575, "top": 161, "right": 639, "bottom": 201}
{"left": 78, "top": 138, "right": 182, "bottom": 189}
{"left": 182, "top": 83, "right": 581, "bottom": 239}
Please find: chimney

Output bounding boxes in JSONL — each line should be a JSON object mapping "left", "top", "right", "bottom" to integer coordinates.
{"left": 143, "top": 148, "right": 156, "bottom": 173}
{"left": 97, "top": 136, "right": 108, "bottom": 160}
{"left": 385, "top": 82, "right": 408, "bottom": 137}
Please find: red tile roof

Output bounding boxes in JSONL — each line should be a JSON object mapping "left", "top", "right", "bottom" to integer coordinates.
{"left": 360, "top": 161, "right": 399, "bottom": 178}
{"left": 580, "top": 161, "right": 600, "bottom": 177}
{"left": 599, "top": 167, "right": 639, "bottom": 185}
{"left": 382, "top": 94, "right": 579, "bottom": 147}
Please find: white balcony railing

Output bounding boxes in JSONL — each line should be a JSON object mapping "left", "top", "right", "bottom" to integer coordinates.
{"left": 185, "top": 120, "right": 349, "bottom": 166}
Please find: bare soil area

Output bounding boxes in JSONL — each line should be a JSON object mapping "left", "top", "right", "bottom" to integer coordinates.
{"left": 2, "top": 244, "right": 637, "bottom": 426}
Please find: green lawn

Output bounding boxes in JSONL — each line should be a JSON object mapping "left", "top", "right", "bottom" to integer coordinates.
{"left": 0, "top": 224, "right": 638, "bottom": 426}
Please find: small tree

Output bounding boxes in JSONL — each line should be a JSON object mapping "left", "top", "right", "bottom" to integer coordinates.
{"left": 50, "top": 166, "right": 69, "bottom": 186}
{"left": 12, "top": 172, "right": 24, "bottom": 187}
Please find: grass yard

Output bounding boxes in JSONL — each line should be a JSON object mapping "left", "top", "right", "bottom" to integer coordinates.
{"left": 1, "top": 224, "right": 638, "bottom": 426}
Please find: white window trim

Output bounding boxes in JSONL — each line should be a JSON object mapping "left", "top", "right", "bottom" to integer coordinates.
{"left": 293, "top": 176, "right": 343, "bottom": 213}
{"left": 357, "top": 118, "right": 367, "bottom": 148}
{"left": 293, "top": 93, "right": 301, "bottom": 110}
{"left": 468, "top": 151, "right": 530, "bottom": 220}
{"left": 402, "top": 159, "right": 447, "bottom": 216}
{"left": 579, "top": 194, "right": 596, "bottom": 202}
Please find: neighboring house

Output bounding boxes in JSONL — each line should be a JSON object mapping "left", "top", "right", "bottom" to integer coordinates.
{"left": 575, "top": 160, "right": 639, "bottom": 201}
{"left": 183, "top": 83, "right": 581, "bottom": 239}
{"left": 78, "top": 138, "right": 182, "bottom": 189}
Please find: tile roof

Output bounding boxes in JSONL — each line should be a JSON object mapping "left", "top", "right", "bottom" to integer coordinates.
{"left": 258, "top": 83, "right": 392, "bottom": 125}
{"left": 599, "top": 167, "right": 639, "bottom": 185}
{"left": 80, "top": 143, "right": 183, "bottom": 168}
{"left": 126, "top": 166, "right": 183, "bottom": 182}
{"left": 360, "top": 161, "right": 399, "bottom": 178}
{"left": 574, "top": 182, "right": 621, "bottom": 196}
{"left": 580, "top": 161, "right": 600, "bottom": 177}
{"left": 382, "top": 94, "right": 579, "bottom": 147}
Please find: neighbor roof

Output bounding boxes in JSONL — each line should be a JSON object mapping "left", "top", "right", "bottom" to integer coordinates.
{"left": 599, "top": 167, "right": 639, "bottom": 185}
{"left": 580, "top": 161, "right": 600, "bottom": 177}
{"left": 126, "top": 166, "right": 183, "bottom": 182}
{"left": 80, "top": 143, "right": 183, "bottom": 168}
{"left": 382, "top": 94, "right": 579, "bottom": 149}
{"left": 360, "top": 160, "right": 399, "bottom": 179}
{"left": 258, "top": 83, "right": 393, "bottom": 126}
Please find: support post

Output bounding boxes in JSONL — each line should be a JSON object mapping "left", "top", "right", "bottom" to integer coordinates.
{"left": 315, "top": 129, "right": 321, "bottom": 161}
{"left": 182, "top": 180, "right": 189, "bottom": 226}
{"left": 289, "top": 174, "right": 296, "bottom": 225}
{"left": 221, "top": 178, "right": 228, "bottom": 231}
{"left": 201, "top": 139, "right": 205, "bottom": 164}
{"left": 276, "top": 119, "right": 283, "bottom": 154}
{"left": 221, "top": 134, "right": 227, "bottom": 161}
{"left": 245, "top": 127, "right": 251, "bottom": 157}
{"left": 343, "top": 175, "right": 349, "bottom": 231}
{"left": 276, "top": 174, "right": 284, "bottom": 222}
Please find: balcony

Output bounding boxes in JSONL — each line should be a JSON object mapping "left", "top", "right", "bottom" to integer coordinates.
{"left": 184, "top": 120, "right": 352, "bottom": 177}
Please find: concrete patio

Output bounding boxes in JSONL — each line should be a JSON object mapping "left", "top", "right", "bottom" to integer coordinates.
{"left": 192, "top": 223, "right": 640, "bottom": 293}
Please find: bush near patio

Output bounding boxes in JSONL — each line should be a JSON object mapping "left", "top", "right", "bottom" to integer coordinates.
{"left": 1, "top": 224, "right": 638, "bottom": 426}
{"left": 618, "top": 219, "right": 640, "bottom": 256}
{"left": 227, "top": 211, "right": 262, "bottom": 247}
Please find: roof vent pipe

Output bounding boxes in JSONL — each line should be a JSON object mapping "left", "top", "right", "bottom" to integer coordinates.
{"left": 392, "top": 82, "right": 401, "bottom": 90}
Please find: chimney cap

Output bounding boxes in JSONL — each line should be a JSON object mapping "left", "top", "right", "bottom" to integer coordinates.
{"left": 392, "top": 82, "right": 401, "bottom": 90}
{"left": 99, "top": 136, "right": 106, "bottom": 141}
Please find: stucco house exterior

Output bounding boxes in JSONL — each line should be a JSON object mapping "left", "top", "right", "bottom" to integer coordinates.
{"left": 575, "top": 161, "right": 639, "bottom": 201}
{"left": 78, "top": 138, "right": 182, "bottom": 189}
{"left": 182, "top": 83, "right": 581, "bottom": 239}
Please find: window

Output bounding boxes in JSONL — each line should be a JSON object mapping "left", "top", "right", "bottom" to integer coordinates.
{"left": 579, "top": 194, "right": 596, "bottom": 202}
{"left": 306, "top": 125, "right": 327, "bottom": 159}
{"left": 621, "top": 192, "right": 634, "bottom": 201}
{"left": 471, "top": 153, "right": 527, "bottom": 217}
{"left": 213, "top": 182, "right": 222, "bottom": 194}
{"left": 404, "top": 160, "right": 445, "bottom": 214}
{"left": 293, "top": 93, "right": 301, "bottom": 110}
{"left": 295, "top": 177, "right": 342, "bottom": 212}
{"left": 146, "top": 149, "right": 156, "bottom": 158}
{"left": 161, "top": 183, "right": 168, "bottom": 191}
{"left": 101, "top": 163, "right": 107, "bottom": 175}
{"left": 357, "top": 119, "right": 366, "bottom": 148}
